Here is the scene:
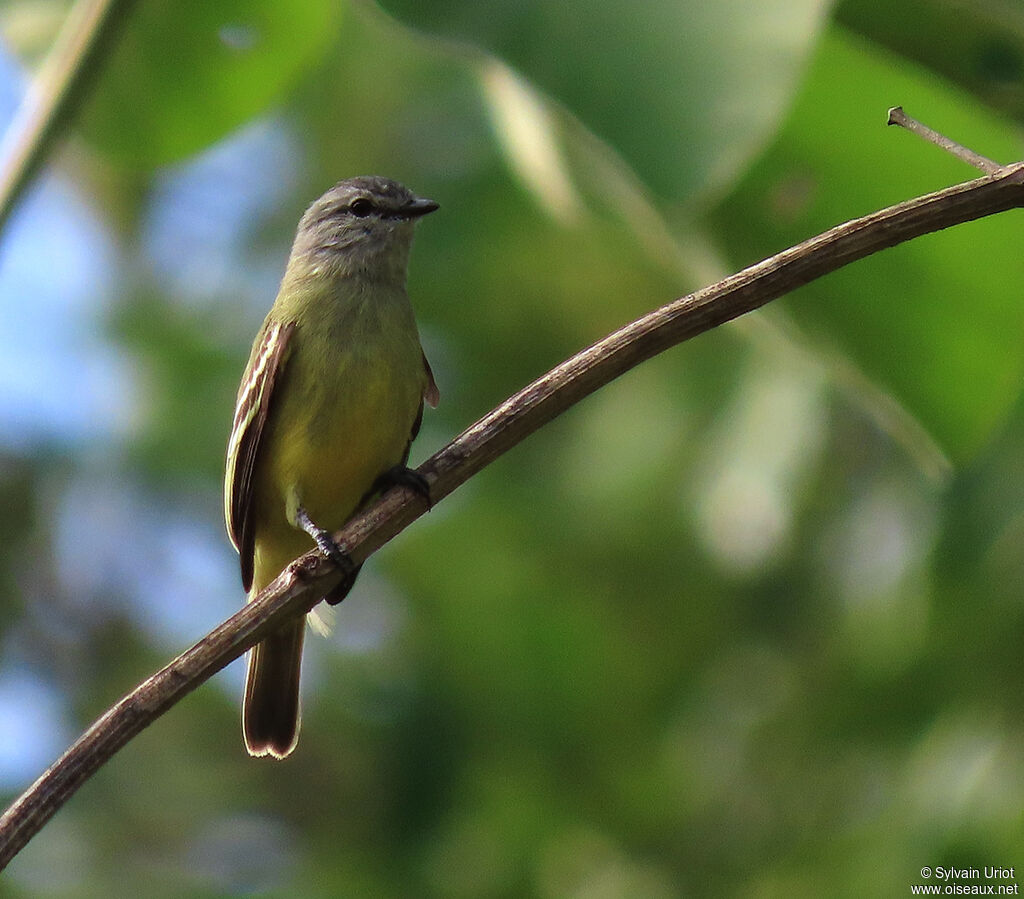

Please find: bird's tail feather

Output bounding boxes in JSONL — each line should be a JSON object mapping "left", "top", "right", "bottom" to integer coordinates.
{"left": 242, "top": 620, "right": 305, "bottom": 759}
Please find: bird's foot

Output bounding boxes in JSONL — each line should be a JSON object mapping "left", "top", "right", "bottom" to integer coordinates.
{"left": 373, "top": 465, "right": 432, "bottom": 507}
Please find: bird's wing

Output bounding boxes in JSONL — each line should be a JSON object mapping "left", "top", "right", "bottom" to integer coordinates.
{"left": 407, "top": 351, "right": 440, "bottom": 447}
{"left": 422, "top": 351, "right": 440, "bottom": 409}
{"left": 225, "top": 319, "right": 296, "bottom": 592}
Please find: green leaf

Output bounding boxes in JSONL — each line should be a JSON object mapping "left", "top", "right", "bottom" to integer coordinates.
{"left": 708, "top": 26, "right": 1024, "bottom": 460}
{"left": 836, "top": 0, "right": 1024, "bottom": 125}
{"left": 77, "top": 0, "right": 342, "bottom": 167}
{"left": 378, "top": 0, "right": 830, "bottom": 203}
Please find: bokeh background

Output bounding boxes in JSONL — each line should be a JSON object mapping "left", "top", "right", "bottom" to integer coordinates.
{"left": 0, "top": 0, "right": 1023, "bottom": 895}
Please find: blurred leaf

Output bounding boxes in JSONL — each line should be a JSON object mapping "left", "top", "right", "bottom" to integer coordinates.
{"left": 76, "top": 0, "right": 342, "bottom": 167}
{"left": 378, "top": 0, "right": 830, "bottom": 203}
{"left": 836, "top": 0, "right": 1024, "bottom": 124}
{"left": 708, "top": 26, "right": 1024, "bottom": 460}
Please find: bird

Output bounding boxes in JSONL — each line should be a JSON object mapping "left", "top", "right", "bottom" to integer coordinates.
{"left": 224, "top": 176, "right": 439, "bottom": 758}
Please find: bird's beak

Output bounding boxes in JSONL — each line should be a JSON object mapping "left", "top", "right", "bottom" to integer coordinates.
{"left": 404, "top": 197, "right": 439, "bottom": 218}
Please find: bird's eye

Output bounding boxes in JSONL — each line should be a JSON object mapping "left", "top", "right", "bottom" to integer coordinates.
{"left": 349, "top": 197, "right": 374, "bottom": 217}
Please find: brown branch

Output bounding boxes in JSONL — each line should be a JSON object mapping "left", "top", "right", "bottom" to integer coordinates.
{"left": 887, "top": 106, "right": 1004, "bottom": 174}
{"left": 0, "top": 0, "right": 138, "bottom": 231}
{"left": 1, "top": 159, "right": 1023, "bottom": 868}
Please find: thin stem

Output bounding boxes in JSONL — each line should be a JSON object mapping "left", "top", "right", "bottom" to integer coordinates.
{"left": 887, "top": 106, "right": 1003, "bottom": 174}
{"left": 0, "top": 160, "right": 1022, "bottom": 869}
{"left": 0, "top": 0, "right": 137, "bottom": 231}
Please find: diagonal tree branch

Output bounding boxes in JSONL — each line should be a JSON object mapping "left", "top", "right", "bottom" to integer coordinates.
{"left": 1, "top": 159, "right": 1022, "bottom": 868}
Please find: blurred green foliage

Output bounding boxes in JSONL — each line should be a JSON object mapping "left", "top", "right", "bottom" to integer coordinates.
{"left": 0, "top": 1, "right": 1022, "bottom": 897}
{"left": 836, "top": 0, "right": 1024, "bottom": 121}
{"left": 81, "top": 0, "right": 342, "bottom": 166}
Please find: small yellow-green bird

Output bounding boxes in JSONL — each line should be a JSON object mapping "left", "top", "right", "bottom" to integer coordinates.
{"left": 224, "top": 176, "right": 439, "bottom": 759}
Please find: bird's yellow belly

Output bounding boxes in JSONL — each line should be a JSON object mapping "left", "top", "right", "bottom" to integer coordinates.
{"left": 285, "top": 377, "right": 414, "bottom": 526}
{"left": 250, "top": 357, "right": 421, "bottom": 592}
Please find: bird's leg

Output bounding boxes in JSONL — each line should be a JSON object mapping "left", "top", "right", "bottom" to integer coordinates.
{"left": 295, "top": 506, "right": 355, "bottom": 575}
{"left": 294, "top": 506, "right": 362, "bottom": 605}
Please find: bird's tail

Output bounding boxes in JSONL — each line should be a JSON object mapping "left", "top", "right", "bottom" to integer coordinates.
{"left": 242, "top": 619, "right": 305, "bottom": 759}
